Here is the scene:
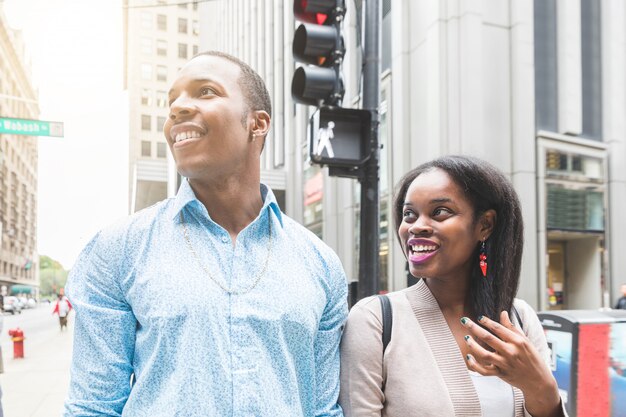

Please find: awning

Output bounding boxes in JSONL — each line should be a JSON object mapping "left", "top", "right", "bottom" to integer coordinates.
{"left": 10, "top": 285, "right": 33, "bottom": 294}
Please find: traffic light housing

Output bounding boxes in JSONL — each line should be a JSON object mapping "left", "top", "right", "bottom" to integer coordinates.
{"left": 308, "top": 106, "right": 371, "bottom": 169}
{"left": 291, "top": 0, "right": 346, "bottom": 106}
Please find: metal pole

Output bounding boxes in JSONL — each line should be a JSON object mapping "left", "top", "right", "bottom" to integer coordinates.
{"left": 358, "top": 0, "right": 382, "bottom": 300}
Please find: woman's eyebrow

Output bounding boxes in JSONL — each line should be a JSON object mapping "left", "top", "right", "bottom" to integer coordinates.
{"left": 404, "top": 198, "right": 453, "bottom": 206}
{"left": 430, "top": 197, "right": 453, "bottom": 204}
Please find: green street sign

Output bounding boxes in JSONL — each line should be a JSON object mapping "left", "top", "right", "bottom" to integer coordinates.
{"left": 0, "top": 117, "right": 64, "bottom": 137}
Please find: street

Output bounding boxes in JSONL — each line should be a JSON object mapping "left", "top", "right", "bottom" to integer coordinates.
{"left": 1, "top": 304, "right": 73, "bottom": 417}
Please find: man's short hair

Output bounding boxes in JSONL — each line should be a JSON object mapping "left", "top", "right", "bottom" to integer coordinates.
{"left": 193, "top": 50, "right": 272, "bottom": 118}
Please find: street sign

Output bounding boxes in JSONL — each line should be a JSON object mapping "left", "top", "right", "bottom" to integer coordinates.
{"left": 0, "top": 117, "right": 64, "bottom": 137}
{"left": 308, "top": 106, "right": 371, "bottom": 168}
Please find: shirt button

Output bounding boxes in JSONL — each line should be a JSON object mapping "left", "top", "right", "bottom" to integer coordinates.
{"left": 221, "top": 236, "right": 229, "bottom": 243}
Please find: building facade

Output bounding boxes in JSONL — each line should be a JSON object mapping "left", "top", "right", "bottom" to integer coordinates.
{"left": 0, "top": 6, "right": 40, "bottom": 295}
{"left": 123, "top": 0, "right": 199, "bottom": 213}
{"left": 196, "top": 0, "right": 626, "bottom": 311}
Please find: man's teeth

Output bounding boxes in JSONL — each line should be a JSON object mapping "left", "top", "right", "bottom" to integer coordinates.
{"left": 175, "top": 131, "right": 202, "bottom": 142}
{"left": 411, "top": 245, "right": 437, "bottom": 253}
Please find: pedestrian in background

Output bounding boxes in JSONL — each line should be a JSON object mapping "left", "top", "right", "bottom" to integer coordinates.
{"left": 63, "top": 51, "right": 347, "bottom": 416}
{"left": 340, "top": 155, "right": 567, "bottom": 417}
{"left": 52, "top": 294, "right": 72, "bottom": 331}
{"left": 615, "top": 283, "right": 626, "bottom": 309}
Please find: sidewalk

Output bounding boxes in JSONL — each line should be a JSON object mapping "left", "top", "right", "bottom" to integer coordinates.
{"left": 2, "top": 316, "right": 73, "bottom": 417}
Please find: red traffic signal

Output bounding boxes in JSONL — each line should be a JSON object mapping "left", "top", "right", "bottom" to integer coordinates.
{"left": 292, "top": 0, "right": 346, "bottom": 106}
{"left": 293, "top": 0, "right": 337, "bottom": 24}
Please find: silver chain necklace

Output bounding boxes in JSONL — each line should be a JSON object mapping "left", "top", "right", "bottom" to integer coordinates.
{"left": 180, "top": 210, "right": 272, "bottom": 295}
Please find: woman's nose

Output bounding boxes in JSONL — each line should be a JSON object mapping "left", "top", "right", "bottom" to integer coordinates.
{"left": 408, "top": 218, "right": 433, "bottom": 236}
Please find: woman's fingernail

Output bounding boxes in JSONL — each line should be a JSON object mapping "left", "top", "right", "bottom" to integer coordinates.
{"left": 466, "top": 354, "right": 472, "bottom": 361}
{"left": 460, "top": 317, "right": 468, "bottom": 325}
{"left": 477, "top": 315, "right": 484, "bottom": 322}
{"left": 464, "top": 335, "right": 470, "bottom": 342}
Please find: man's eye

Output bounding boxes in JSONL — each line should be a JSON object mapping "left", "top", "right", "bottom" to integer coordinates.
{"left": 200, "top": 87, "right": 215, "bottom": 96}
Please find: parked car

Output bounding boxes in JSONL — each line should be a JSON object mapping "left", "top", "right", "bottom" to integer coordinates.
{"left": 17, "top": 295, "right": 28, "bottom": 309}
{"left": 3, "top": 296, "right": 22, "bottom": 315}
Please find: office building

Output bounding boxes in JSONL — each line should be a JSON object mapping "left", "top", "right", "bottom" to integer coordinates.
{"left": 0, "top": 6, "right": 40, "bottom": 295}
{"left": 197, "top": 0, "right": 626, "bottom": 310}
{"left": 123, "top": 0, "right": 200, "bottom": 212}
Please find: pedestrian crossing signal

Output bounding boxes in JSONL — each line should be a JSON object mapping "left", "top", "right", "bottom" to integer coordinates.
{"left": 308, "top": 106, "right": 371, "bottom": 168}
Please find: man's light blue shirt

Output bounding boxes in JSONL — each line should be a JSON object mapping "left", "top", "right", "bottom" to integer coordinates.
{"left": 64, "top": 181, "right": 348, "bottom": 416}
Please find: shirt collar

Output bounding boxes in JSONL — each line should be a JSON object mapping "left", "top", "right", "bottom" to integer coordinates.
{"left": 170, "top": 179, "right": 284, "bottom": 228}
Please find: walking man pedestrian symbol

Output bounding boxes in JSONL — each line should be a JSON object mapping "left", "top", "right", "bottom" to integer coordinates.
{"left": 315, "top": 121, "right": 335, "bottom": 158}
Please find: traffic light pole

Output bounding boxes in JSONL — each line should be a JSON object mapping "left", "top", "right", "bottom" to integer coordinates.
{"left": 358, "top": 0, "right": 382, "bottom": 300}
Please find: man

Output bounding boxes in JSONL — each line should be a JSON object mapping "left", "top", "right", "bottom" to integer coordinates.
{"left": 64, "top": 51, "right": 348, "bottom": 416}
{"left": 615, "top": 283, "right": 626, "bottom": 309}
{"left": 52, "top": 293, "right": 72, "bottom": 331}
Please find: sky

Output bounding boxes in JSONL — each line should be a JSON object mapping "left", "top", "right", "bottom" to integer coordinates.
{"left": 4, "top": 0, "right": 129, "bottom": 270}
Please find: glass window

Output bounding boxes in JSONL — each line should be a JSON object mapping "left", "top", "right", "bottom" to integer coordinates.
{"left": 156, "top": 39, "right": 167, "bottom": 56}
{"left": 581, "top": 0, "right": 602, "bottom": 140}
{"left": 178, "top": 18, "right": 188, "bottom": 34}
{"left": 178, "top": 43, "right": 188, "bottom": 59}
{"left": 140, "top": 37, "right": 152, "bottom": 55}
{"left": 534, "top": 0, "right": 558, "bottom": 132}
{"left": 156, "top": 91, "right": 167, "bottom": 108}
{"left": 193, "top": 1, "right": 198, "bottom": 11}
{"left": 141, "top": 88, "right": 152, "bottom": 106}
{"left": 141, "top": 141, "right": 152, "bottom": 157}
{"left": 141, "top": 115, "right": 151, "bottom": 131}
{"left": 141, "top": 12, "right": 152, "bottom": 29}
{"left": 546, "top": 184, "right": 604, "bottom": 231}
{"left": 140, "top": 63, "right": 152, "bottom": 80}
{"left": 545, "top": 150, "right": 604, "bottom": 181}
{"left": 192, "top": 20, "right": 199, "bottom": 36}
{"left": 156, "top": 65, "right": 167, "bottom": 82}
{"left": 157, "top": 14, "right": 167, "bottom": 31}
{"left": 178, "top": 2, "right": 187, "bottom": 9}
{"left": 192, "top": 45, "right": 198, "bottom": 56}
{"left": 303, "top": 168, "right": 323, "bottom": 239}
{"left": 157, "top": 142, "right": 167, "bottom": 158}
{"left": 157, "top": 116, "right": 167, "bottom": 131}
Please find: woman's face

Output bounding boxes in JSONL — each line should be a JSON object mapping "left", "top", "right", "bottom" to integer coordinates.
{"left": 398, "top": 168, "right": 487, "bottom": 282}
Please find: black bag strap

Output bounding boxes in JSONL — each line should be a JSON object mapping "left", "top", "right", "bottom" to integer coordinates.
{"left": 378, "top": 295, "right": 393, "bottom": 354}
{"left": 512, "top": 305, "right": 523, "bottom": 332}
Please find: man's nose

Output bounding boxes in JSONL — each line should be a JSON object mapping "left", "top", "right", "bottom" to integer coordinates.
{"left": 169, "top": 95, "right": 195, "bottom": 120}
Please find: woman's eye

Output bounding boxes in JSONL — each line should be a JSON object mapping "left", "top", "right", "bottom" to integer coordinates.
{"left": 433, "top": 207, "right": 451, "bottom": 217}
{"left": 403, "top": 210, "right": 416, "bottom": 220}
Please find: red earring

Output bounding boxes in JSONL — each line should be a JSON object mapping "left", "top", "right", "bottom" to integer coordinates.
{"left": 479, "top": 240, "right": 488, "bottom": 277}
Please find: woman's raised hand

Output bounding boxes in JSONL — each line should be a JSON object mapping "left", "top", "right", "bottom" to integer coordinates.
{"left": 461, "top": 312, "right": 564, "bottom": 417}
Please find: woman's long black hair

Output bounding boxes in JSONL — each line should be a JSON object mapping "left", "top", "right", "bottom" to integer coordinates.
{"left": 393, "top": 155, "right": 524, "bottom": 321}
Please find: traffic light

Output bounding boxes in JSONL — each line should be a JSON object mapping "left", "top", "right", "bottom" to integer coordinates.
{"left": 308, "top": 106, "right": 371, "bottom": 169}
{"left": 291, "top": 0, "right": 346, "bottom": 106}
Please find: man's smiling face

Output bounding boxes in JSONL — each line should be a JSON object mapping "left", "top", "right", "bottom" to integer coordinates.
{"left": 164, "top": 55, "right": 252, "bottom": 181}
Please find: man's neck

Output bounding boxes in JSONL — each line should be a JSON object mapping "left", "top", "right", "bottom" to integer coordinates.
{"left": 188, "top": 176, "right": 264, "bottom": 240}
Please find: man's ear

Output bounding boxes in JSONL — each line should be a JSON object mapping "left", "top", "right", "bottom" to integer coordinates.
{"left": 251, "top": 110, "right": 270, "bottom": 138}
{"left": 480, "top": 209, "right": 497, "bottom": 240}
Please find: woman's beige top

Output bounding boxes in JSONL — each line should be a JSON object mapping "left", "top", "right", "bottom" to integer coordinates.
{"left": 339, "top": 279, "right": 567, "bottom": 417}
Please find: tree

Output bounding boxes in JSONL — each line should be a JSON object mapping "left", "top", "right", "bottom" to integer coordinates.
{"left": 39, "top": 255, "right": 68, "bottom": 297}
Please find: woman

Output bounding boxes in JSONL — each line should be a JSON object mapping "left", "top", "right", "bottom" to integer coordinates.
{"left": 339, "top": 156, "right": 566, "bottom": 417}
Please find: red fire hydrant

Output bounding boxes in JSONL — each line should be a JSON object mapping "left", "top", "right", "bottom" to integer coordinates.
{"left": 8, "top": 328, "right": 25, "bottom": 359}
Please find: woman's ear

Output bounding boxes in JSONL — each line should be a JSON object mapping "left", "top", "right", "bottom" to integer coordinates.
{"left": 480, "top": 209, "right": 497, "bottom": 240}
